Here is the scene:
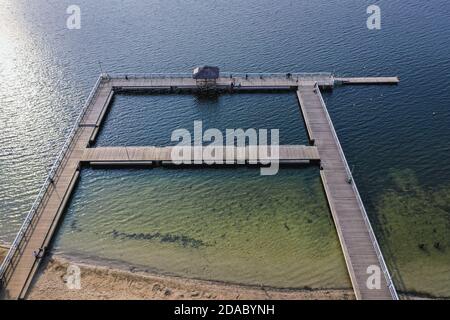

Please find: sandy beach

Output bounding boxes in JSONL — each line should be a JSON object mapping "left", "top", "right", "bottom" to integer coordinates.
{"left": 26, "top": 254, "right": 354, "bottom": 300}
{"left": 0, "top": 246, "right": 430, "bottom": 300}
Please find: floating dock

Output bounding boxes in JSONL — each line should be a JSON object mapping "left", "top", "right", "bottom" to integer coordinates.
{"left": 0, "top": 72, "right": 398, "bottom": 300}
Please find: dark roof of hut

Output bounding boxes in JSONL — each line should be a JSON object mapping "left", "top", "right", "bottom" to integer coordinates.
{"left": 192, "top": 66, "right": 220, "bottom": 79}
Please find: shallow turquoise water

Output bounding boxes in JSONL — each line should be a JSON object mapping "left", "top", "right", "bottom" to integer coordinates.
{"left": 54, "top": 167, "right": 350, "bottom": 289}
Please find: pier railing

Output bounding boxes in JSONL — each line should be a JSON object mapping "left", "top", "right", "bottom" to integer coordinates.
{"left": 0, "top": 74, "right": 104, "bottom": 287}
{"left": 314, "top": 82, "right": 399, "bottom": 300}
{"left": 221, "top": 72, "right": 333, "bottom": 79}
{"left": 108, "top": 73, "right": 192, "bottom": 79}
{"left": 107, "top": 72, "right": 333, "bottom": 80}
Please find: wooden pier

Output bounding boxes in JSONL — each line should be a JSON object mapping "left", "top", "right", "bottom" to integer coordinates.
{"left": 297, "top": 84, "right": 397, "bottom": 299}
{"left": 82, "top": 146, "right": 320, "bottom": 165}
{"left": 108, "top": 74, "right": 398, "bottom": 91}
{"left": 0, "top": 72, "right": 398, "bottom": 300}
{"left": 334, "top": 77, "right": 399, "bottom": 85}
{"left": 0, "top": 79, "right": 114, "bottom": 300}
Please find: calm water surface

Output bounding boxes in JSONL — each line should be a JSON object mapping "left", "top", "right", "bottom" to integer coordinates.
{"left": 1, "top": 0, "right": 449, "bottom": 296}
{"left": 95, "top": 93, "right": 307, "bottom": 146}
{"left": 54, "top": 168, "right": 350, "bottom": 289}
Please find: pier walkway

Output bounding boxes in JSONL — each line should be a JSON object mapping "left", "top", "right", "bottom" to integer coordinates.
{"left": 296, "top": 84, "right": 397, "bottom": 299}
{"left": 0, "top": 72, "right": 399, "bottom": 300}
{"left": 335, "top": 77, "right": 399, "bottom": 85}
{"left": 0, "top": 79, "right": 114, "bottom": 299}
{"left": 82, "top": 146, "right": 320, "bottom": 165}
{"left": 107, "top": 73, "right": 398, "bottom": 91}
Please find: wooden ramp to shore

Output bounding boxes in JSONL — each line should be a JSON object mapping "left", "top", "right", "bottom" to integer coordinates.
{"left": 0, "top": 72, "right": 398, "bottom": 300}
{"left": 296, "top": 85, "right": 397, "bottom": 300}
{"left": 0, "top": 80, "right": 114, "bottom": 300}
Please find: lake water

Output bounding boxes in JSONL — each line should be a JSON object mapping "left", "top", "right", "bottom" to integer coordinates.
{"left": 94, "top": 93, "right": 307, "bottom": 146}
{"left": 54, "top": 167, "right": 350, "bottom": 289}
{"left": 1, "top": 0, "right": 449, "bottom": 297}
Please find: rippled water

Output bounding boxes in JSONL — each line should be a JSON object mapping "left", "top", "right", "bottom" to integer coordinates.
{"left": 1, "top": 0, "right": 450, "bottom": 296}
{"left": 54, "top": 167, "right": 350, "bottom": 289}
{"left": 95, "top": 93, "right": 307, "bottom": 146}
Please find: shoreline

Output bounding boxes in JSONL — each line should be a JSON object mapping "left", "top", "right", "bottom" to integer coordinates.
{"left": 0, "top": 246, "right": 435, "bottom": 300}
{"left": 27, "top": 253, "right": 355, "bottom": 300}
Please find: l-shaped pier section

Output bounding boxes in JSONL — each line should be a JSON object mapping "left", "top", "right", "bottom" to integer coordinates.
{"left": 0, "top": 72, "right": 398, "bottom": 300}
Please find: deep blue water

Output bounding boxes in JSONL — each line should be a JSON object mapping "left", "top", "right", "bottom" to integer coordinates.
{"left": 1, "top": 0, "right": 450, "bottom": 296}
{"left": 94, "top": 93, "right": 307, "bottom": 146}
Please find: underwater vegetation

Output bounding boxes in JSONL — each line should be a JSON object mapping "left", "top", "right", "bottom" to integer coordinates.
{"left": 110, "top": 229, "right": 207, "bottom": 248}
{"left": 54, "top": 168, "right": 350, "bottom": 289}
{"left": 376, "top": 169, "right": 450, "bottom": 298}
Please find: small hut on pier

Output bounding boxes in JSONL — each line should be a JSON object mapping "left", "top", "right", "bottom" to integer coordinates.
{"left": 192, "top": 66, "right": 219, "bottom": 88}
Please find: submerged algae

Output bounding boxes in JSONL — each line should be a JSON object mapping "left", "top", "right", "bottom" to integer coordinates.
{"left": 54, "top": 168, "right": 350, "bottom": 289}
{"left": 377, "top": 169, "right": 450, "bottom": 298}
